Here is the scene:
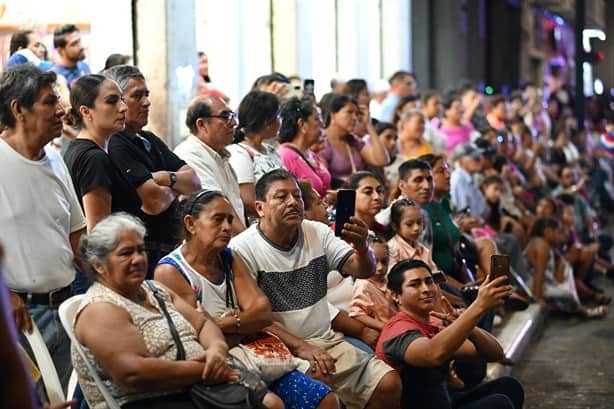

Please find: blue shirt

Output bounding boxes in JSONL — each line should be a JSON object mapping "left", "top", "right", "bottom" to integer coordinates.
{"left": 378, "top": 93, "right": 399, "bottom": 123}
{"left": 51, "top": 61, "right": 91, "bottom": 88}
{"left": 450, "top": 167, "right": 486, "bottom": 219}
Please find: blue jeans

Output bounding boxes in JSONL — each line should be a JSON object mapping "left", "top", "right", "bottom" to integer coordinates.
{"left": 344, "top": 336, "right": 374, "bottom": 354}
{"left": 22, "top": 304, "right": 72, "bottom": 391}
{"left": 451, "top": 376, "right": 524, "bottom": 409}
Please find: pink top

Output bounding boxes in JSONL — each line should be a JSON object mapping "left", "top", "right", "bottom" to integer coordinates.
{"left": 387, "top": 234, "right": 438, "bottom": 272}
{"left": 277, "top": 144, "right": 331, "bottom": 197}
{"left": 349, "top": 277, "right": 397, "bottom": 322}
{"left": 440, "top": 123, "right": 475, "bottom": 153}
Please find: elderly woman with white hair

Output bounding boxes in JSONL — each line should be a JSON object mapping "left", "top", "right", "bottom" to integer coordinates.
{"left": 73, "top": 213, "right": 241, "bottom": 409}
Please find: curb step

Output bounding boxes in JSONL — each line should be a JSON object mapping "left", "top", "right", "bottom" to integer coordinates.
{"left": 486, "top": 303, "right": 545, "bottom": 380}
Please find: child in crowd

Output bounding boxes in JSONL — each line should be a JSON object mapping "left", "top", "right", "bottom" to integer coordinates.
{"left": 349, "top": 236, "right": 398, "bottom": 332}
{"left": 387, "top": 198, "right": 438, "bottom": 271}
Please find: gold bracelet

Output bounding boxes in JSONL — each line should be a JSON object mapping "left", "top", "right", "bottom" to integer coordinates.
{"left": 234, "top": 313, "right": 241, "bottom": 328}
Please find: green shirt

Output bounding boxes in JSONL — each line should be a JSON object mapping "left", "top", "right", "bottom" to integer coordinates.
{"left": 422, "top": 198, "right": 461, "bottom": 275}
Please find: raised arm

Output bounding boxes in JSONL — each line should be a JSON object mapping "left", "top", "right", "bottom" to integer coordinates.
{"left": 359, "top": 106, "right": 389, "bottom": 167}
{"left": 339, "top": 216, "right": 375, "bottom": 279}
{"left": 402, "top": 276, "right": 510, "bottom": 367}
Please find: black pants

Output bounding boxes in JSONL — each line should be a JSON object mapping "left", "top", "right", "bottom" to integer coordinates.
{"left": 451, "top": 376, "right": 524, "bottom": 409}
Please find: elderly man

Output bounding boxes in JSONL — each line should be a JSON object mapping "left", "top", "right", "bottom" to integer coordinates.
{"left": 230, "top": 169, "right": 401, "bottom": 409}
{"left": 174, "top": 96, "right": 246, "bottom": 233}
{"left": 0, "top": 65, "right": 86, "bottom": 387}
{"left": 450, "top": 144, "right": 486, "bottom": 219}
{"left": 103, "top": 65, "right": 201, "bottom": 274}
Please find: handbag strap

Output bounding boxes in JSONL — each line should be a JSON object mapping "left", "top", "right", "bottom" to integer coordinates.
{"left": 346, "top": 143, "right": 357, "bottom": 174}
{"left": 283, "top": 144, "right": 318, "bottom": 173}
{"left": 145, "top": 281, "right": 186, "bottom": 361}
{"left": 218, "top": 249, "right": 238, "bottom": 309}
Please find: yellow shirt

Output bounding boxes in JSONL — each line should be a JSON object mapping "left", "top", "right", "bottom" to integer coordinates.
{"left": 403, "top": 141, "right": 434, "bottom": 160}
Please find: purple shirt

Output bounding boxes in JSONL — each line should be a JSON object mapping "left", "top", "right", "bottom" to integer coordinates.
{"left": 318, "top": 134, "right": 365, "bottom": 180}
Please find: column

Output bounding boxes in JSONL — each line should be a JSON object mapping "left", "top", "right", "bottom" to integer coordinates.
{"left": 134, "top": 0, "right": 196, "bottom": 147}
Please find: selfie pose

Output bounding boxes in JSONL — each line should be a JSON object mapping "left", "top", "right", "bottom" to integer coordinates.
{"left": 376, "top": 259, "right": 524, "bottom": 409}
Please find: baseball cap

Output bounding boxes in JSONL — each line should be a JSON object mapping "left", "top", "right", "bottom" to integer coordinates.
{"left": 453, "top": 143, "right": 483, "bottom": 161}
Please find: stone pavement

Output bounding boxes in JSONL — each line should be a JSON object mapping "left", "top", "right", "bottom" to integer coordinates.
{"left": 512, "top": 275, "right": 614, "bottom": 409}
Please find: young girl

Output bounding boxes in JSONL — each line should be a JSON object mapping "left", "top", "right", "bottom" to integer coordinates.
{"left": 349, "top": 236, "right": 398, "bottom": 331}
{"left": 525, "top": 217, "right": 608, "bottom": 318}
{"left": 388, "top": 198, "right": 468, "bottom": 305}
{"left": 387, "top": 198, "right": 438, "bottom": 271}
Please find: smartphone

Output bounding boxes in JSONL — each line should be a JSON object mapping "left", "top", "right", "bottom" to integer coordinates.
{"left": 334, "top": 189, "right": 356, "bottom": 237}
{"left": 432, "top": 271, "right": 447, "bottom": 284}
{"left": 303, "top": 79, "right": 315, "bottom": 97}
{"left": 490, "top": 254, "right": 510, "bottom": 280}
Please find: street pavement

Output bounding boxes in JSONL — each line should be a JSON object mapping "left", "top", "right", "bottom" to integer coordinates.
{"left": 512, "top": 275, "right": 614, "bottom": 409}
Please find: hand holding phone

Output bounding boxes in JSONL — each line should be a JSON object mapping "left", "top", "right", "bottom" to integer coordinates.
{"left": 334, "top": 189, "right": 356, "bottom": 237}
{"left": 490, "top": 254, "right": 510, "bottom": 280}
{"left": 303, "top": 79, "right": 315, "bottom": 97}
{"left": 432, "top": 271, "right": 447, "bottom": 285}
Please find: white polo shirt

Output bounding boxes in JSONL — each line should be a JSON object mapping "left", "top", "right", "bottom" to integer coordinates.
{"left": 174, "top": 135, "right": 245, "bottom": 222}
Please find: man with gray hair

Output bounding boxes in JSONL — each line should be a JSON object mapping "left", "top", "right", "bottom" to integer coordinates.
{"left": 103, "top": 65, "right": 201, "bottom": 275}
{"left": 0, "top": 64, "right": 86, "bottom": 388}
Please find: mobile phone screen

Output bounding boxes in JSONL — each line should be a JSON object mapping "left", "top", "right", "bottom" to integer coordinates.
{"left": 432, "top": 271, "right": 447, "bottom": 284}
{"left": 490, "top": 254, "right": 510, "bottom": 279}
{"left": 334, "top": 189, "right": 356, "bottom": 237}
{"left": 303, "top": 79, "right": 315, "bottom": 97}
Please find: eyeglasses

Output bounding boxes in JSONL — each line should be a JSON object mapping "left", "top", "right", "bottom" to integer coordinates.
{"left": 202, "top": 111, "right": 237, "bottom": 126}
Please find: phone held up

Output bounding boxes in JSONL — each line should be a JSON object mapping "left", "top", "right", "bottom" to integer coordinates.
{"left": 490, "top": 254, "right": 510, "bottom": 280}
{"left": 303, "top": 79, "right": 315, "bottom": 97}
{"left": 334, "top": 189, "right": 356, "bottom": 237}
{"left": 432, "top": 271, "right": 447, "bottom": 285}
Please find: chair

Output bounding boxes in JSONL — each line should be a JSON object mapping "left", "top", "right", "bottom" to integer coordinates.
{"left": 59, "top": 295, "right": 121, "bottom": 409}
{"left": 22, "top": 321, "right": 65, "bottom": 406}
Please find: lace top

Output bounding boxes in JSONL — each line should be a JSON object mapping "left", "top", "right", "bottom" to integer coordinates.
{"left": 72, "top": 281, "right": 205, "bottom": 409}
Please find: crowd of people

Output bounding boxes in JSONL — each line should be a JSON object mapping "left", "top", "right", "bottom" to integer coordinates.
{"left": 2, "top": 23, "right": 614, "bottom": 409}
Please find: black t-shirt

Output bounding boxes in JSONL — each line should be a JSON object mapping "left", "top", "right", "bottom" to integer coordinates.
{"left": 382, "top": 330, "right": 451, "bottom": 409}
{"left": 108, "top": 130, "right": 186, "bottom": 246}
{"left": 63, "top": 138, "right": 142, "bottom": 216}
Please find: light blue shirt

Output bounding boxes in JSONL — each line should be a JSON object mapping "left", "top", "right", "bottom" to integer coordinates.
{"left": 450, "top": 167, "right": 486, "bottom": 219}
{"left": 378, "top": 93, "right": 399, "bottom": 123}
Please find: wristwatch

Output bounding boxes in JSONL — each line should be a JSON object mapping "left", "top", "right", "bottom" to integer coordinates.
{"left": 168, "top": 171, "right": 177, "bottom": 187}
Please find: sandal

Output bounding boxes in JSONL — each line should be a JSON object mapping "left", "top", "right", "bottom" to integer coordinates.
{"left": 504, "top": 292, "right": 530, "bottom": 311}
{"left": 580, "top": 305, "right": 608, "bottom": 319}
{"left": 593, "top": 292, "right": 612, "bottom": 306}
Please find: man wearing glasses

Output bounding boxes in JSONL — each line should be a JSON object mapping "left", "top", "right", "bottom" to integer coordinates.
{"left": 174, "top": 95, "right": 247, "bottom": 234}
{"left": 103, "top": 65, "right": 201, "bottom": 275}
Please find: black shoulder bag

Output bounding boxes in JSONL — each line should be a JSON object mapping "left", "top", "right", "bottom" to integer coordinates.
{"left": 145, "top": 281, "right": 266, "bottom": 409}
